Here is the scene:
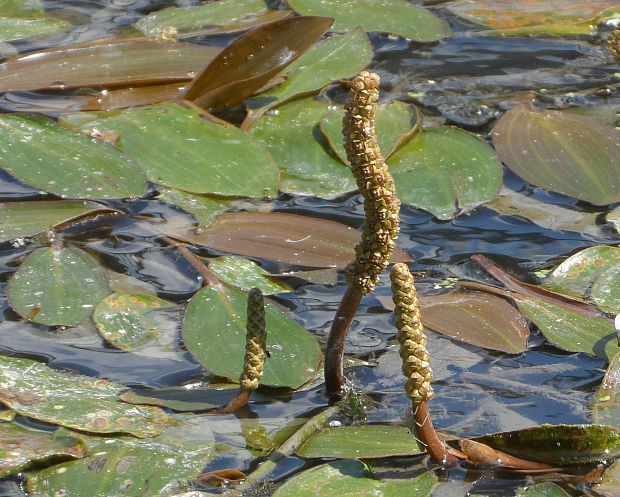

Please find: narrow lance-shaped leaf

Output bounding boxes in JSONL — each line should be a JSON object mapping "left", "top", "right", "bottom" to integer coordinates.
{"left": 0, "top": 16, "right": 68, "bottom": 43}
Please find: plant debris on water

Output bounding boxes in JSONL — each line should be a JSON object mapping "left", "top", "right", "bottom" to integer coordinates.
{"left": 0, "top": 0, "right": 619, "bottom": 496}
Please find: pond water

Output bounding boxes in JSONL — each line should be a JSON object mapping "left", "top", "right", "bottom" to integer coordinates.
{"left": 0, "top": 1, "right": 619, "bottom": 496}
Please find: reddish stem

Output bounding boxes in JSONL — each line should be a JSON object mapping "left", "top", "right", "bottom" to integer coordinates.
{"left": 413, "top": 400, "right": 458, "bottom": 466}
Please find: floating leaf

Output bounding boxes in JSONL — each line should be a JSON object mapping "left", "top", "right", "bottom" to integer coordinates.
{"left": 514, "top": 296, "right": 618, "bottom": 362}
{"left": 389, "top": 126, "right": 503, "bottom": 220}
{"left": 250, "top": 28, "right": 372, "bottom": 112}
{"left": 181, "top": 211, "right": 410, "bottom": 269}
{"left": 0, "top": 355, "right": 168, "bottom": 437}
{"left": 0, "top": 423, "right": 86, "bottom": 478}
{"left": 26, "top": 415, "right": 215, "bottom": 497}
{"left": 593, "top": 352, "right": 620, "bottom": 430}
{"left": 473, "top": 424, "right": 620, "bottom": 465}
{"left": 286, "top": 0, "right": 449, "bottom": 41}
{"left": 297, "top": 425, "right": 423, "bottom": 458}
{"left": 492, "top": 107, "right": 620, "bottom": 205}
{"left": 0, "top": 200, "right": 115, "bottom": 243}
{"left": 0, "top": 114, "right": 147, "bottom": 199}
{"left": 596, "top": 458, "right": 620, "bottom": 497}
{"left": 272, "top": 459, "right": 437, "bottom": 497}
{"left": 93, "top": 293, "right": 175, "bottom": 350}
{"left": 9, "top": 246, "right": 109, "bottom": 326}
{"left": 517, "top": 482, "right": 570, "bottom": 497}
{"left": 182, "top": 15, "right": 334, "bottom": 110}
{"left": 0, "top": 0, "right": 45, "bottom": 17}
{"left": 0, "top": 39, "right": 220, "bottom": 92}
{"left": 0, "top": 16, "right": 68, "bottom": 43}
{"left": 65, "top": 102, "right": 278, "bottom": 197}
{"left": 208, "top": 256, "right": 292, "bottom": 295}
{"left": 119, "top": 385, "right": 239, "bottom": 412}
{"left": 183, "top": 284, "right": 321, "bottom": 388}
{"left": 136, "top": 0, "right": 287, "bottom": 38}
{"left": 249, "top": 98, "right": 356, "bottom": 198}
{"left": 419, "top": 290, "right": 530, "bottom": 354}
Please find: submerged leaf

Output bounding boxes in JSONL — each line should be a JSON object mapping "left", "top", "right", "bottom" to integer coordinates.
{"left": 0, "top": 356, "right": 168, "bottom": 437}
{"left": 183, "top": 284, "right": 321, "bottom": 388}
{"left": 119, "top": 385, "right": 239, "bottom": 412}
{"left": 9, "top": 246, "right": 109, "bottom": 326}
{"left": 492, "top": 107, "right": 620, "bottom": 205}
{"left": 517, "top": 482, "right": 570, "bottom": 497}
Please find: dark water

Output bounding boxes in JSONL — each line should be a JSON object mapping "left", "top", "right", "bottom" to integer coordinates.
{"left": 1, "top": 1, "right": 619, "bottom": 496}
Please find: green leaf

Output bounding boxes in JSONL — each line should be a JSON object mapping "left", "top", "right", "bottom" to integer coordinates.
{"left": 9, "top": 246, "right": 109, "bottom": 326}
{"left": 183, "top": 284, "right": 321, "bottom": 388}
{"left": 0, "top": 423, "right": 87, "bottom": 478}
{"left": 251, "top": 28, "right": 372, "bottom": 110}
{"left": 0, "top": 0, "right": 44, "bottom": 17}
{"left": 119, "top": 385, "right": 239, "bottom": 412}
{"left": 492, "top": 107, "right": 620, "bottom": 205}
{"left": 249, "top": 98, "right": 356, "bottom": 198}
{"left": 514, "top": 296, "right": 618, "bottom": 362}
{"left": 136, "top": 0, "right": 272, "bottom": 37}
{"left": 272, "top": 459, "right": 437, "bottom": 497}
{"left": 593, "top": 352, "right": 620, "bottom": 430}
{"left": 474, "top": 424, "right": 620, "bottom": 465}
{"left": 92, "top": 292, "right": 175, "bottom": 350}
{"left": 286, "top": 0, "right": 449, "bottom": 41}
{"left": 389, "top": 126, "right": 503, "bottom": 220}
{"left": 608, "top": 205, "right": 620, "bottom": 235}
{"left": 0, "top": 114, "right": 147, "bottom": 199}
{"left": 0, "top": 16, "right": 68, "bottom": 42}
{"left": 66, "top": 102, "right": 279, "bottom": 197}
{"left": 0, "top": 200, "right": 109, "bottom": 242}
{"left": 517, "top": 482, "right": 570, "bottom": 497}
{"left": 209, "top": 256, "right": 292, "bottom": 295}
{"left": 26, "top": 415, "right": 215, "bottom": 497}
{"left": 0, "top": 355, "right": 168, "bottom": 437}
{"left": 297, "top": 425, "right": 423, "bottom": 458}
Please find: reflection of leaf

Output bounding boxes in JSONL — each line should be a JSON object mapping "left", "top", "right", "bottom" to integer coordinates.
{"left": 180, "top": 211, "right": 410, "bottom": 269}
{"left": 286, "top": 0, "right": 450, "bottom": 41}
{"left": 183, "top": 284, "right": 321, "bottom": 388}
{"left": 272, "top": 459, "right": 437, "bottom": 497}
{"left": 0, "top": 356, "right": 168, "bottom": 437}
{"left": 182, "top": 16, "right": 333, "bottom": 110}
{"left": 492, "top": 107, "right": 620, "bottom": 205}
{"left": 9, "top": 246, "right": 109, "bottom": 326}
{"left": 297, "top": 425, "right": 423, "bottom": 458}
{"left": 419, "top": 290, "right": 529, "bottom": 354}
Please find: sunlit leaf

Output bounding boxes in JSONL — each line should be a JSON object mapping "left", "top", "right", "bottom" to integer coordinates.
{"left": 286, "top": 0, "right": 450, "bottom": 41}
{"left": 0, "top": 39, "right": 220, "bottom": 92}
{"left": 119, "top": 385, "right": 239, "bottom": 412}
{"left": 448, "top": 0, "right": 619, "bottom": 35}
{"left": 181, "top": 211, "right": 410, "bottom": 269}
{"left": 0, "top": 114, "right": 147, "bottom": 199}
{"left": 136, "top": 0, "right": 287, "bottom": 38}
{"left": 492, "top": 107, "right": 620, "bottom": 205}
{"left": 182, "top": 16, "right": 333, "bottom": 110}
{"left": 249, "top": 98, "right": 356, "bottom": 198}
{"left": 183, "top": 284, "right": 321, "bottom": 388}
{"left": 473, "top": 424, "right": 620, "bottom": 465}
{"left": 297, "top": 425, "right": 423, "bottom": 458}
{"left": 0, "top": 355, "right": 168, "bottom": 437}
{"left": 516, "top": 482, "right": 570, "bottom": 497}
{"left": 26, "top": 415, "right": 215, "bottom": 497}
{"left": 208, "top": 256, "right": 293, "bottom": 295}
{"left": 0, "top": 200, "right": 115, "bottom": 242}
{"left": 419, "top": 290, "right": 530, "bottom": 354}
{"left": 0, "top": 0, "right": 44, "bottom": 17}
{"left": 93, "top": 292, "right": 175, "bottom": 350}
{"left": 9, "top": 246, "right": 109, "bottom": 326}
{"left": 65, "top": 102, "right": 279, "bottom": 197}
{"left": 0, "top": 16, "right": 68, "bottom": 43}
{"left": 389, "top": 126, "right": 503, "bottom": 220}
{"left": 0, "top": 423, "right": 86, "bottom": 478}
{"left": 272, "top": 459, "right": 437, "bottom": 497}
{"left": 593, "top": 352, "right": 620, "bottom": 430}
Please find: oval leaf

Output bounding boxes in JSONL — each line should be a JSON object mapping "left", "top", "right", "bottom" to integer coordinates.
{"left": 208, "top": 256, "right": 293, "bottom": 295}
{"left": 492, "top": 107, "right": 620, "bottom": 205}
{"left": 9, "top": 246, "right": 109, "bottom": 326}
{"left": 183, "top": 284, "right": 321, "bottom": 388}
{"left": 389, "top": 126, "right": 503, "bottom": 220}
{"left": 0, "top": 16, "right": 68, "bottom": 43}
{"left": 66, "top": 102, "right": 279, "bottom": 197}
{"left": 286, "top": 0, "right": 450, "bottom": 41}
{"left": 0, "top": 114, "right": 147, "bottom": 199}
{"left": 419, "top": 290, "right": 530, "bottom": 354}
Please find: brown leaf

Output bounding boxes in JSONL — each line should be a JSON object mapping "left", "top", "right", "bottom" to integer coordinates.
{"left": 459, "top": 439, "right": 555, "bottom": 470}
{"left": 195, "top": 468, "right": 246, "bottom": 486}
{"left": 182, "top": 16, "right": 333, "bottom": 110}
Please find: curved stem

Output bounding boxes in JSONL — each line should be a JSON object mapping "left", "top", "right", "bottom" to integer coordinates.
{"left": 413, "top": 400, "right": 457, "bottom": 466}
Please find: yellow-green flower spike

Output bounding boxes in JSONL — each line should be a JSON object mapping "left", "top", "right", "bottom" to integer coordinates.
{"left": 390, "top": 263, "right": 433, "bottom": 403}
{"left": 343, "top": 71, "right": 400, "bottom": 295}
{"left": 240, "top": 287, "right": 267, "bottom": 391}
